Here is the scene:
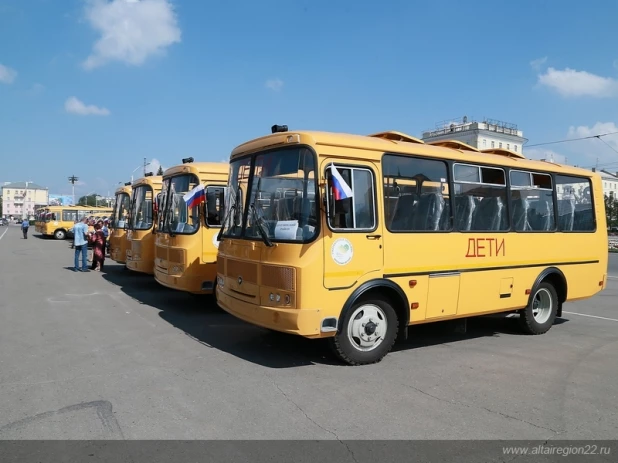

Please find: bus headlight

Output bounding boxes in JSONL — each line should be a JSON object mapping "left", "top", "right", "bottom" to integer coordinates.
{"left": 217, "top": 276, "right": 224, "bottom": 287}
{"left": 171, "top": 265, "right": 184, "bottom": 274}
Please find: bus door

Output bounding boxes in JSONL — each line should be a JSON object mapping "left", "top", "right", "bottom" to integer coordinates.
{"left": 322, "top": 160, "right": 383, "bottom": 290}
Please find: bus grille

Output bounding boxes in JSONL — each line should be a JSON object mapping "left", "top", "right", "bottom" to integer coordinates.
{"left": 156, "top": 246, "right": 167, "bottom": 260}
{"left": 168, "top": 248, "right": 185, "bottom": 264}
{"left": 217, "top": 257, "right": 225, "bottom": 275}
{"left": 227, "top": 258, "right": 257, "bottom": 284}
{"left": 261, "top": 265, "right": 295, "bottom": 291}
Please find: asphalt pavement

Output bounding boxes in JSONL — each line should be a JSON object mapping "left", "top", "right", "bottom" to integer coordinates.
{"left": 0, "top": 224, "right": 617, "bottom": 442}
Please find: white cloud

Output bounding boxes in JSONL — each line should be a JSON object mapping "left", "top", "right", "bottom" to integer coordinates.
{"left": 529, "top": 56, "right": 547, "bottom": 71}
{"left": 82, "top": 0, "right": 181, "bottom": 70}
{"left": 64, "top": 96, "right": 111, "bottom": 116}
{"left": 265, "top": 78, "right": 284, "bottom": 91}
{"left": 538, "top": 67, "right": 618, "bottom": 98}
{"left": 0, "top": 63, "right": 17, "bottom": 84}
{"left": 568, "top": 122, "right": 618, "bottom": 151}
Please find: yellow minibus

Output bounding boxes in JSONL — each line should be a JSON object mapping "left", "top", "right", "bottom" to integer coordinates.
{"left": 215, "top": 126, "right": 608, "bottom": 365}
{"left": 154, "top": 158, "right": 228, "bottom": 294}
{"left": 125, "top": 174, "right": 163, "bottom": 274}
{"left": 41, "top": 205, "right": 113, "bottom": 239}
{"left": 109, "top": 183, "right": 132, "bottom": 264}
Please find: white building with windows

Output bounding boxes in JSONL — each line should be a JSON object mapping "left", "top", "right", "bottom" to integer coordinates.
{"left": 422, "top": 116, "right": 527, "bottom": 153}
{"left": 1, "top": 181, "right": 49, "bottom": 219}
{"left": 597, "top": 170, "right": 618, "bottom": 199}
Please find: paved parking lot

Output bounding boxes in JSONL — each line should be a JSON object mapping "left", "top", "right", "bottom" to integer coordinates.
{"left": 0, "top": 224, "right": 617, "bottom": 441}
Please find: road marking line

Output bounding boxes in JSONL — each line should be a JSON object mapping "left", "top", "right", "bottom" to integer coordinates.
{"left": 607, "top": 276, "right": 618, "bottom": 280}
{"left": 563, "top": 311, "right": 618, "bottom": 322}
{"left": 0, "top": 227, "right": 8, "bottom": 241}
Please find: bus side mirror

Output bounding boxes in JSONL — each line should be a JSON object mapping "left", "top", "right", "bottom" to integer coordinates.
{"left": 324, "top": 183, "right": 335, "bottom": 221}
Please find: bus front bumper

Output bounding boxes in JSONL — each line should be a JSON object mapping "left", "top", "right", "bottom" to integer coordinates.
{"left": 126, "top": 257, "right": 154, "bottom": 275}
{"left": 154, "top": 267, "right": 214, "bottom": 295}
{"left": 216, "top": 289, "right": 325, "bottom": 338}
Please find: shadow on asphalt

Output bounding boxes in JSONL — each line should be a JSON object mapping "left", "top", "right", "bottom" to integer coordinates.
{"left": 101, "top": 263, "right": 569, "bottom": 368}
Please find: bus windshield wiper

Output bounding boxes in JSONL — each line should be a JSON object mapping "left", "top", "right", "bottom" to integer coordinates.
{"left": 217, "top": 186, "right": 241, "bottom": 241}
{"left": 250, "top": 203, "right": 273, "bottom": 247}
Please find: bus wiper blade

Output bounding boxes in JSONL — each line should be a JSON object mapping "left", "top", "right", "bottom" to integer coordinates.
{"left": 250, "top": 204, "right": 273, "bottom": 247}
{"left": 217, "top": 186, "right": 240, "bottom": 241}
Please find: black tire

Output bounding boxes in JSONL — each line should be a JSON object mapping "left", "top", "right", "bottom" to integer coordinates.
{"left": 518, "top": 281, "right": 558, "bottom": 335}
{"left": 54, "top": 229, "right": 66, "bottom": 240}
{"left": 329, "top": 298, "right": 398, "bottom": 366}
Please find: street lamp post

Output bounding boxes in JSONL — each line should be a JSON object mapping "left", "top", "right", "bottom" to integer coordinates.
{"left": 131, "top": 162, "right": 150, "bottom": 182}
{"left": 68, "top": 175, "right": 79, "bottom": 206}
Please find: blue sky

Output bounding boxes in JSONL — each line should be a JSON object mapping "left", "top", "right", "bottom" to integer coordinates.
{"left": 1, "top": 0, "right": 618, "bottom": 197}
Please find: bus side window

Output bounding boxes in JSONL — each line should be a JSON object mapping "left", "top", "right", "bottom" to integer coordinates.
{"left": 326, "top": 165, "right": 376, "bottom": 231}
{"left": 555, "top": 175, "right": 595, "bottom": 231}
{"left": 454, "top": 164, "right": 508, "bottom": 231}
{"left": 205, "top": 187, "right": 225, "bottom": 227}
{"left": 382, "top": 154, "right": 451, "bottom": 232}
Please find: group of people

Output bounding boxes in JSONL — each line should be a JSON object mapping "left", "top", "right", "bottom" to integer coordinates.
{"left": 72, "top": 217, "right": 110, "bottom": 272}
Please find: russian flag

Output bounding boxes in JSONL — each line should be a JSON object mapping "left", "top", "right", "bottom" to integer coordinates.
{"left": 183, "top": 184, "right": 206, "bottom": 209}
{"left": 331, "top": 166, "right": 353, "bottom": 200}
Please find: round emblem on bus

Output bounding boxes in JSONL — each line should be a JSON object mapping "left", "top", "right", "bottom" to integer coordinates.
{"left": 238, "top": 276, "right": 243, "bottom": 285}
{"left": 331, "top": 238, "right": 353, "bottom": 266}
{"left": 212, "top": 233, "right": 220, "bottom": 249}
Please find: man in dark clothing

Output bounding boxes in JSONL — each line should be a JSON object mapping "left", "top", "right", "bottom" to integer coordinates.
{"left": 21, "top": 219, "right": 29, "bottom": 239}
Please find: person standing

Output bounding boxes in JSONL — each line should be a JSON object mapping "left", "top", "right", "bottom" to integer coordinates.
{"left": 90, "top": 223, "right": 106, "bottom": 271}
{"left": 21, "top": 218, "right": 29, "bottom": 239}
{"left": 73, "top": 217, "right": 90, "bottom": 272}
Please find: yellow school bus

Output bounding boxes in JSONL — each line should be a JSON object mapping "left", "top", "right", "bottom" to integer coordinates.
{"left": 109, "top": 183, "right": 132, "bottom": 264}
{"left": 215, "top": 126, "right": 608, "bottom": 365}
{"left": 41, "top": 205, "right": 113, "bottom": 239}
{"left": 125, "top": 174, "right": 163, "bottom": 274}
{"left": 154, "top": 158, "right": 229, "bottom": 294}
{"left": 34, "top": 208, "right": 47, "bottom": 233}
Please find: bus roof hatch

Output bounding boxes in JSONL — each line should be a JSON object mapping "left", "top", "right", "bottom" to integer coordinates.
{"left": 367, "top": 131, "right": 425, "bottom": 144}
{"left": 480, "top": 148, "right": 526, "bottom": 159}
{"left": 427, "top": 140, "right": 480, "bottom": 152}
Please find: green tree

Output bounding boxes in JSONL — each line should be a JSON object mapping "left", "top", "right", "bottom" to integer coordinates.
{"left": 156, "top": 166, "right": 164, "bottom": 175}
{"left": 0, "top": 196, "right": 3, "bottom": 216}
{"left": 605, "top": 193, "right": 618, "bottom": 229}
{"left": 78, "top": 194, "right": 101, "bottom": 207}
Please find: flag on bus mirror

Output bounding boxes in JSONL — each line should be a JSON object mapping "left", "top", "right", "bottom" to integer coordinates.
{"left": 183, "top": 184, "right": 206, "bottom": 209}
{"left": 330, "top": 165, "right": 353, "bottom": 200}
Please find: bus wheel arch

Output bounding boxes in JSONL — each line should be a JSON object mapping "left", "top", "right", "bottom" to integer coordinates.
{"left": 519, "top": 268, "right": 565, "bottom": 335}
{"left": 54, "top": 229, "right": 66, "bottom": 240}
{"left": 329, "top": 279, "right": 409, "bottom": 366}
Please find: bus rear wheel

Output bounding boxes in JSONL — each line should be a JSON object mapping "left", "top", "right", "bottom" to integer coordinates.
{"left": 329, "top": 299, "right": 398, "bottom": 366}
{"left": 54, "top": 229, "right": 66, "bottom": 240}
{"left": 518, "top": 281, "right": 558, "bottom": 335}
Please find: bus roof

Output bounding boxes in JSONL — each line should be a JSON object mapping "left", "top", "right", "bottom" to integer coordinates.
{"left": 230, "top": 129, "right": 598, "bottom": 178}
{"left": 131, "top": 175, "right": 163, "bottom": 188}
{"left": 114, "top": 184, "right": 132, "bottom": 195}
{"left": 44, "top": 205, "right": 113, "bottom": 211}
{"left": 162, "top": 161, "right": 229, "bottom": 179}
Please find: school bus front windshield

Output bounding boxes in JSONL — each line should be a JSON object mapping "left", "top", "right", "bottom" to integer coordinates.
{"left": 129, "top": 185, "right": 154, "bottom": 231}
{"left": 112, "top": 192, "right": 131, "bottom": 229}
{"left": 158, "top": 174, "right": 201, "bottom": 235}
{"left": 221, "top": 147, "right": 319, "bottom": 244}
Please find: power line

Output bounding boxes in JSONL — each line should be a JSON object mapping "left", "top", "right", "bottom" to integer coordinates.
{"left": 595, "top": 136, "right": 618, "bottom": 155}
{"left": 526, "top": 130, "right": 618, "bottom": 148}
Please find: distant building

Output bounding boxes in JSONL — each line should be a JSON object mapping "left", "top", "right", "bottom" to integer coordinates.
{"left": 422, "top": 116, "right": 527, "bottom": 153}
{"left": 596, "top": 170, "right": 618, "bottom": 199}
{"left": 1, "top": 181, "right": 49, "bottom": 219}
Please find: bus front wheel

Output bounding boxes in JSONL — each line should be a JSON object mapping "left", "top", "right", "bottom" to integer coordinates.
{"left": 54, "top": 229, "right": 66, "bottom": 240}
{"left": 518, "top": 281, "right": 558, "bottom": 335}
{"left": 329, "top": 299, "right": 398, "bottom": 366}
